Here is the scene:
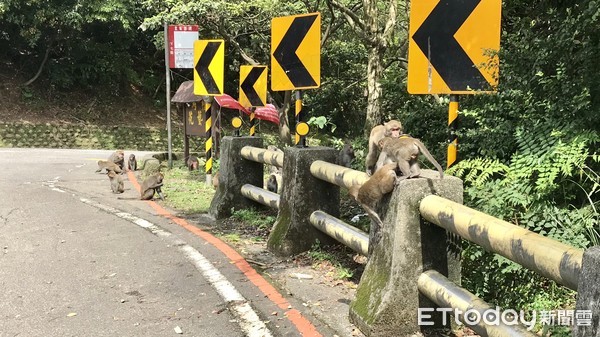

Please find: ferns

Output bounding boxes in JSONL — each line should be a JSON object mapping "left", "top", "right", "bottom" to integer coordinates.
{"left": 447, "top": 157, "right": 508, "bottom": 187}
{"left": 451, "top": 122, "right": 600, "bottom": 246}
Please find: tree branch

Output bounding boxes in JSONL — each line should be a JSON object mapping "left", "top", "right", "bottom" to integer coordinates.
{"left": 327, "top": 0, "right": 366, "bottom": 36}
{"left": 23, "top": 45, "right": 51, "bottom": 86}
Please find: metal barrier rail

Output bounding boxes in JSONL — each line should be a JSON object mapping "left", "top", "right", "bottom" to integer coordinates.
{"left": 418, "top": 270, "right": 536, "bottom": 336}
{"left": 310, "top": 211, "right": 369, "bottom": 256}
{"left": 240, "top": 184, "right": 280, "bottom": 209}
{"left": 420, "top": 195, "right": 584, "bottom": 291}
{"left": 310, "top": 160, "right": 368, "bottom": 189}
{"left": 240, "top": 146, "right": 284, "bottom": 168}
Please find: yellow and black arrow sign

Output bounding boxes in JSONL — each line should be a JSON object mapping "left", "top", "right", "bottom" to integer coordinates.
{"left": 239, "top": 65, "right": 267, "bottom": 108}
{"left": 407, "top": 0, "right": 501, "bottom": 94}
{"left": 271, "top": 12, "right": 320, "bottom": 91}
{"left": 194, "top": 40, "right": 224, "bottom": 96}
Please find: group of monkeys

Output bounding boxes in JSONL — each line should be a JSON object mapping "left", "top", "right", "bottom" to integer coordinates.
{"left": 95, "top": 150, "right": 165, "bottom": 200}
{"left": 93, "top": 120, "right": 439, "bottom": 216}
{"left": 349, "top": 119, "right": 444, "bottom": 227}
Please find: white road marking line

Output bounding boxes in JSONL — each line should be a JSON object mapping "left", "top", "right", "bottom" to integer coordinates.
{"left": 76, "top": 197, "right": 273, "bottom": 337}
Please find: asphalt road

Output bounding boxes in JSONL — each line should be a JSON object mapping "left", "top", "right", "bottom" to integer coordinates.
{"left": 0, "top": 148, "right": 332, "bottom": 337}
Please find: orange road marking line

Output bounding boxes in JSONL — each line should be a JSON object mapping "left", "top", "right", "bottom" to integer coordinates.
{"left": 126, "top": 171, "right": 322, "bottom": 337}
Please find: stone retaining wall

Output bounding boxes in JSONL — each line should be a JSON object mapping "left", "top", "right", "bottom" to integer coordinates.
{"left": 0, "top": 122, "right": 187, "bottom": 151}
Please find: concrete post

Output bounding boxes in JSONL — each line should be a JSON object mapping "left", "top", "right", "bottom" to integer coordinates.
{"left": 574, "top": 246, "right": 600, "bottom": 336}
{"left": 349, "top": 170, "right": 463, "bottom": 336}
{"left": 209, "top": 136, "right": 264, "bottom": 219}
{"left": 267, "top": 146, "right": 338, "bottom": 256}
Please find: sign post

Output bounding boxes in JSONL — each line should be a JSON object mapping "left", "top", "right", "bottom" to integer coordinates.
{"left": 165, "top": 24, "right": 198, "bottom": 169}
{"left": 194, "top": 39, "right": 224, "bottom": 184}
{"left": 163, "top": 22, "right": 173, "bottom": 168}
{"left": 408, "top": 0, "right": 501, "bottom": 168}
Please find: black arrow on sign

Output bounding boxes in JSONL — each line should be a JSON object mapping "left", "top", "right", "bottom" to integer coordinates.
{"left": 195, "top": 41, "right": 221, "bottom": 94}
{"left": 240, "top": 67, "right": 265, "bottom": 106}
{"left": 273, "top": 15, "right": 318, "bottom": 88}
{"left": 412, "top": 0, "right": 489, "bottom": 91}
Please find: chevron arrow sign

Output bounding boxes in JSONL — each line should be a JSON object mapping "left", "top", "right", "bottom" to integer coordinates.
{"left": 271, "top": 13, "right": 321, "bottom": 91}
{"left": 194, "top": 40, "right": 225, "bottom": 96}
{"left": 407, "top": 0, "right": 501, "bottom": 94}
{"left": 239, "top": 65, "right": 267, "bottom": 108}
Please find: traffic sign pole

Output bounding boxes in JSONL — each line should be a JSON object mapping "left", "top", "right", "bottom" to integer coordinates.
{"left": 163, "top": 22, "right": 173, "bottom": 169}
{"left": 249, "top": 107, "right": 256, "bottom": 136}
{"left": 447, "top": 95, "right": 459, "bottom": 169}
{"left": 295, "top": 91, "right": 306, "bottom": 147}
{"left": 204, "top": 98, "right": 213, "bottom": 185}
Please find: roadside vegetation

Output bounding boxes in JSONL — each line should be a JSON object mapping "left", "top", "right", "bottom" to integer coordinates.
{"left": 2, "top": 1, "right": 600, "bottom": 335}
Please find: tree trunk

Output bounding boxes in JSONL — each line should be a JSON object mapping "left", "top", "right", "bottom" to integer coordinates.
{"left": 363, "top": 0, "right": 385, "bottom": 135}
{"left": 365, "top": 44, "right": 384, "bottom": 135}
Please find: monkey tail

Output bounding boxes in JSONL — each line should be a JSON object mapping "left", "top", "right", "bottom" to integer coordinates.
{"left": 361, "top": 204, "right": 385, "bottom": 229}
{"left": 414, "top": 139, "right": 444, "bottom": 179}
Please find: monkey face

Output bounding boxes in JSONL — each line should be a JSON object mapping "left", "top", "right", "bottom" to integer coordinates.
{"left": 384, "top": 120, "right": 403, "bottom": 138}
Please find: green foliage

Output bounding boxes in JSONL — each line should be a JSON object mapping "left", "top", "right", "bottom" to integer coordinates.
{"left": 0, "top": 0, "right": 158, "bottom": 93}
{"left": 307, "top": 115, "right": 337, "bottom": 133}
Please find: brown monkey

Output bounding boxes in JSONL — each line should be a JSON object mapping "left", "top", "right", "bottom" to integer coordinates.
{"left": 108, "top": 150, "right": 125, "bottom": 171}
{"left": 365, "top": 120, "right": 403, "bottom": 175}
{"left": 376, "top": 136, "right": 444, "bottom": 180}
{"left": 96, "top": 160, "right": 123, "bottom": 174}
{"left": 266, "top": 145, "right": 283, "bottom": 175}
{"left": 348, "top": 163, "right": 397, "bottom": 229}
{"left": 128, "top": 154, "right": 137, "bottom": 171}
{"left": 140, "top": 172, "right": 164, "bottom": 200}
{"left": 337, "top": 142, "right": 355, "bottom": 168}
{"left": 107, "top": 170, "right": 125, "bottom": 194}
{"left": 266, "top": 173, "right": 282, "bottom": 194}
{"left": 212, "top": 171, "right": 219, "bottom": 190}
{"left": 187, "top": 156, "right": 199, "bottom": 171}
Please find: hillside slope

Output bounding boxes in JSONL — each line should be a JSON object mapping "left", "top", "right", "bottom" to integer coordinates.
{"left": 0, "top": 70, "right": 175, "bottom": 128}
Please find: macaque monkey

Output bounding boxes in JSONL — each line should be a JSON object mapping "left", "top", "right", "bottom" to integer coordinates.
{"left": 337, "top": 142, "right": 355, "bottom": 168}
{"left": 212, "top": 171, "right": 219, "bottom": 190}
{"left": 128, "top": 154, "right": 137, "bottom": 171}
{"left": 96, "top": 160, "right": 123, "bottom": 174}
{"left": 108, "top": 150, "right": 125, "bottom": 171}
{"left": 140, "top": 172, "right": 165, "bottom": 200}
{"left": 365, "top": 120, "right": 403, "bottom": 175}
{"left": 187, "top": 156, "right": 199, "bottom": 171}
{"left": 107, "top": 170, "right": 125, "bottom": 194}
{"left": 266, "top": 145, "right": 283, "bottom": 175}
{"left": 376, "top": 136, "right": 444, "bottom": 180}
{"left": 266, "top": 173, "right": 282, "bottom": 194}
{"left": 348, "top": 163, "right": 397, "bottom": 229}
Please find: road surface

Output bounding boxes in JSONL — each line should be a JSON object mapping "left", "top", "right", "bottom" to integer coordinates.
{"left": 0, "top": 148, "right": 331, "bottom": 337}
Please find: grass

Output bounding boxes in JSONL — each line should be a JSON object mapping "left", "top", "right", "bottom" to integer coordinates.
{"left": 160, "top": 161, "right": 215, "bottom": 214}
